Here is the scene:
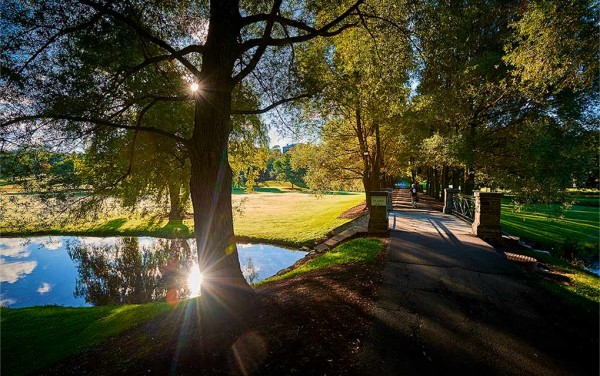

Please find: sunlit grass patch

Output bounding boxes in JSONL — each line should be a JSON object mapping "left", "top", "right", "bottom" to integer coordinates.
{"left": 0, "top": 303, "right": 171, "bottom": 375}
{"left": 504, "top": 249, "right": 599, "bottom": 328}
{"left": 233, "top": 192, "right": 365, "bottom": 246}
{"left": 1, "top": 190, "right": 364, "bottom": 246}
{"left": 259, "top": 238, "right": 384, "bottom": 285}
{"left": 500, "top": 198, "right": 599, "bottom": 252}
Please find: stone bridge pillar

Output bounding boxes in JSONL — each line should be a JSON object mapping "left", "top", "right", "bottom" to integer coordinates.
{"left": 368, "top": 191, "right": 389, "bottom": 235}
{"left": 472, "top": 192, "right": 504, "bottom": 243}
{"left": 443, "top": 188, "right": 459, "bottom": 214}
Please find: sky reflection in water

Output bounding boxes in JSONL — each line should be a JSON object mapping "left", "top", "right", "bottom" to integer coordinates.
{"left": 0, "top": 237, "right": 305, "bottom": 308}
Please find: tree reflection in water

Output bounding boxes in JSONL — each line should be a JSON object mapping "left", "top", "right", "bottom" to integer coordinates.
{"left": 67, "top": 237, "right": 195, "bottom": 305}
{"left": 241, "top": 257, "right": 259, "bottom": 284}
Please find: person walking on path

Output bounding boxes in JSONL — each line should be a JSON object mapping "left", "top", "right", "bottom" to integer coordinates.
{"left": 410, "top": 183, "right": 418, "bottom": 208}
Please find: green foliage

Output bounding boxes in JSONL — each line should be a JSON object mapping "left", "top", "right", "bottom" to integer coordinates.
{"left": 259, "top": 238, "right": 384, "bottom": 284}
{"left": 0, "top": 149, "right": 85, "bottom": 191}
{"left": 291, "top": 143, "right": 362, "bottom": 192}
{"left": 293, "top": 6, "right": 414, "bottom": 194}
{"left": 401, "top": 0, "right": 598, "bottom": 198}
{"left": 1, "top": 190, "right": 363, "bottom": 246}
{"left": 504, "top": 0, "right": 598, "bottom": 97}
{"left": 420, "top": 134, "right": 461, "bottom": 171}
{"left": 272, "top": 151, "right": 306, "bottom": 189}
{"left": 0, "top": 303, "right": 171, "bottom": 375}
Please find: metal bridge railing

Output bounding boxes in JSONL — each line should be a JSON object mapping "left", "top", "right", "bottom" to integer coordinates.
{"left": 451, "top": 194, "right": 475, "bottom": 223}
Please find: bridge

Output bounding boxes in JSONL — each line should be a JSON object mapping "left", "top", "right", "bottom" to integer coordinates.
{"left": 358, "top": 188, "right": 593, "bottom": 375}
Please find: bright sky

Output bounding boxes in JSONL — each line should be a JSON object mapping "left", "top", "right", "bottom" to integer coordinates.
{"left": 268, "top": 126, "right": 293, "bottom": 148}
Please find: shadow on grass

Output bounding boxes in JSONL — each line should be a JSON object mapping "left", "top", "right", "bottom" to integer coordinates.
{"left": 85, "top": 218, "right": 192, "bottom": 238}
{"left": 321, "top": 191, "right": 359, "bottom": 196}
{"left": 253, "top": 187, "right": 285, "bottom": 193}
{"left": 158, "top": 220, "right": 192, "bottom": 237}
{"left": 233, "top": 187, "right": 286, "bottom": 194}
{"left": 93, "top": 218, "right": 127, "bottom": 232}
{"left": 538, "top": 278, "right": 600, "bottom": 322}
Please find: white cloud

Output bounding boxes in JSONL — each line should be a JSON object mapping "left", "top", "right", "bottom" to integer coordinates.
{"left": 0, "top": 258, "right": 37, "bottom": 283}
{"left": 0, "top": 239, "right": 32, "bottom": 258}
{"left": 77, "top": 237, "right": 118, "bottom": 248}
{"left": 137, "top": 237, "right": 156, "bottom": 249}
{"left": 40, "top": 238, "right": 63, "bottom": 250}
{"left": 0, "top": 294, "right": 16, "bottom": 307}
{"left": 37, "top": 282, "right": 52, "bottom": 294}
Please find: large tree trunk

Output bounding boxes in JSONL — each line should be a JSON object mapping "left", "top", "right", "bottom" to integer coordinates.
{"left": 187, "top": 0, "right": 254, "bottom": 332}
{"left": 167, "top": 180, "right": 184, "bottom": 220}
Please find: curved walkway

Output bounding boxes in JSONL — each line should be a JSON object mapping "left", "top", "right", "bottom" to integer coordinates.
{"left": 359, "top": 207, "right": 598, "bottom": 375}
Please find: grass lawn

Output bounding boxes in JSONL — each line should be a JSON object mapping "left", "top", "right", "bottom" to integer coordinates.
{"left": 258, "top": 237, "right": 384, "bottom": 285}
{"left": 0, "top": 188, "right": 365, "bottom": 247}
{"left": 233, "top": 192, "right": 365, "bottom": 246}
{"left": 0, "top": 303, "right": 172, "bottom": 375}
{"left": 500, "top": 196, "right": 599, "bottom": 305}
{"left": 500, "top": 197, "right": 599, "bottom": 252}
{"left": 0, "top": 238, "right": 381, "bottom": 374}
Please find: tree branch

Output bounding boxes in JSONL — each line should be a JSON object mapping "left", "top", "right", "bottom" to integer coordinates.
{"left": 233, "top": 0, "right": 283, "bottom": 83}
{"left": 79, "top": 0, "right": 203, "bottom": 77}
{"left": 359, "top": 11, "right": 424, "bottom": 60}
{"left": 242, "top": 14, "right": 319, "bottom": 33}
{"left": 1, "top": 115, "right": 188, "bottom": 145}
{"left": 17, "top": 13, "right": 103, "bottom": 75}
{"left": 121, "top": 44, "right": 204, "bottom": 80}
{"left": 235, "top": 1, "right": 363, "bottom": 82}
{"left": 231, "top": 93, "right": 311, "bottom": 115}
{"left": 240, "top": 22, "right": 359, "bottom": 52}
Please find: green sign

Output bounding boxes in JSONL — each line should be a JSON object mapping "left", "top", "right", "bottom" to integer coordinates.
{"left": 371, "top": 196, "right": 387, "bottom": 207}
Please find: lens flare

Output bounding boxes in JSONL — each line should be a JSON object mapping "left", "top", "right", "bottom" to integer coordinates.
{"left": 187, "top": 264, "right": 203, "bottom": 297}
{"left": 190, "top": 82, "right": 199, "bottom": 92}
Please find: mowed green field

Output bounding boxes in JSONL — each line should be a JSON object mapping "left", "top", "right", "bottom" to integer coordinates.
{"left": 500, "top": 198, "right": 599, "bottom": 251}
{"left": 0, "top": 190, "right": 365, "bottom": 246}
{"left": 500, "top": 196, "right": 599, "bottom": 304}
{"left": 233, "top": 192, "right": 364, "bottom": 246}
{"left": 0, "top": 303, "right": 172, "bottom": 376}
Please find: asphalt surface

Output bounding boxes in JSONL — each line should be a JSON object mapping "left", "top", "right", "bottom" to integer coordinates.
{"left": 359, "top": 208, "right": 598, "bottom": 376}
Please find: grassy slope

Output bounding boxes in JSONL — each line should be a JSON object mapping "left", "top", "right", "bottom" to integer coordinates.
{"left": 0, "top": 238, "right": 381, "bottom": 374}
{"left": 0, "top": 303, "right": 172, "bottom": 375}
{"left": 233, "top": 192, "right": 365, "bottom": 246}
{"left": 500, "top": 197, "right": 599, "bottom": 304}
{"left": 258, "top": 238, "right": 384, "bottom": 285}
{"left": 0, "top": 189, "right": 365, "bottom": 246}
{"left": 500, "top": 198, "right": 599, "bottom": 250}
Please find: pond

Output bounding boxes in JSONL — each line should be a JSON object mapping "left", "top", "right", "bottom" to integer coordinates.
{"left": 0, "top": 236, "right": 306, "bottom": 308}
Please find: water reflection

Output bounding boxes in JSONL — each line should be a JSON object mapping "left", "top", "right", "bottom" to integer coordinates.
{"left": 242, "top": 257, "right": 260, "bottom": 284}
{"left": 0, "top": 237, "right": 306, "bottom": 308}
{"left": 68, "top": 237, "right": 195, "bottom": 305}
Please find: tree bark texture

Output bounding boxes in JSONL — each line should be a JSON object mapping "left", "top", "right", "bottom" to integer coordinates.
{"left": 188, "top": 0, "right": 255, "bottom": 328}
{"left": 167, "top": 180, "right": 184, "bottom": 220}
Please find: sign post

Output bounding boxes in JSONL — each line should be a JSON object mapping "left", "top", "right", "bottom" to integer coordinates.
{"left": 368, "top": 191, "right": 389, "bottom": 235}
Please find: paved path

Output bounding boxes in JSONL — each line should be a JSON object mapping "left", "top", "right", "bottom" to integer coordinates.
{"left": 359, "top": 208, "right": 598, "bottom": 375}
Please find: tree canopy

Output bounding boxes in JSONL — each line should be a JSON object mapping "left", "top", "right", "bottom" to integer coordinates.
{"left": 1, "top": 0, "right": 597, "bottom": 321}
{"left": 1, "top": 0, "right": 366, "bottom": 322}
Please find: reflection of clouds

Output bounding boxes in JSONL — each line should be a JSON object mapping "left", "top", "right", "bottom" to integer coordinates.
{"left": 0, "top": 258, "right": 37, "bottom": 283}
{"left": 77, "top": 237, "right": 119, "bottom": 247}
{"left": 0, "top": 294, "right": 16, "bottom": 307}
{"left": 40, "top": 238, "right": 63, "bottom": 250}
{"left": 37, "top": 282, "right": 52, "bottom": 294}
{"left": 137, "top": 237, "right": 157, "bottom": 249}
{"left": 0, "top": 238, "right": 32, "bottom": 258}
